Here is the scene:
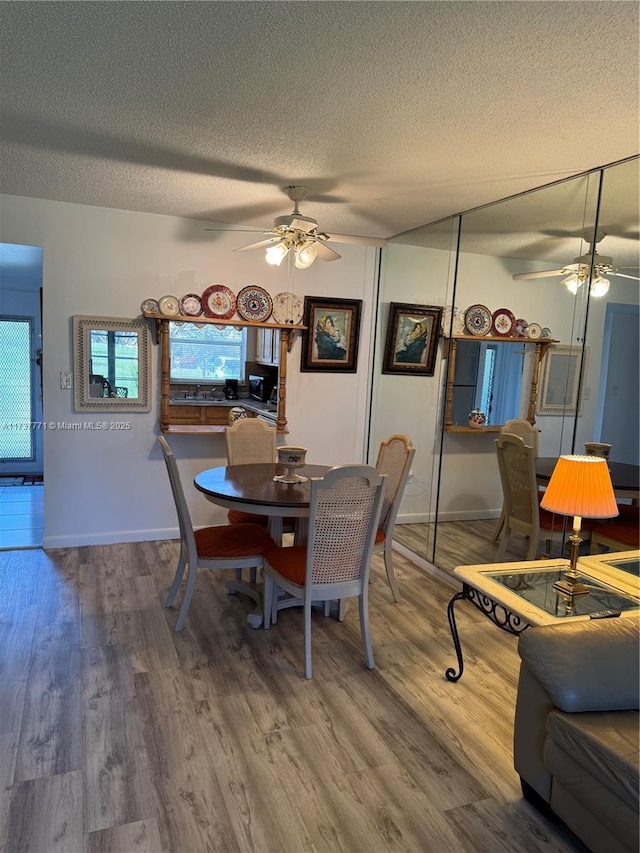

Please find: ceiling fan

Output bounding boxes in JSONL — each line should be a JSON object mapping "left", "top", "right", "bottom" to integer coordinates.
{"left": 512, "top": 231, "right": 640, "bottom": 297}
{"left": 221, "top": 185, "right": 386, "bottom": 269}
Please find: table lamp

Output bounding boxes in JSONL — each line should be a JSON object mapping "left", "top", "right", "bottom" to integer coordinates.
{"left": 540, "top": 455, "right": 618, "bottom": 596}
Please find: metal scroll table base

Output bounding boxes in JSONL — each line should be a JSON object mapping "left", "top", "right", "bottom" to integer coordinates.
{"left": 445, "top": 583, "right": 530, "bottom": 682}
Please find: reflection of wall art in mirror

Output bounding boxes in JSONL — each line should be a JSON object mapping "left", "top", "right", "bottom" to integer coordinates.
{"left": 301, "top": 296, "right": 362, "bottom": 372}
{"left": 537, "top": 344, "right": 590, "bottom": 416}
{"left": 73, "top": 315, "right": 152, "bottom": 412}
{"left": 383, "top": 303, "right": 442, "bottom": 376}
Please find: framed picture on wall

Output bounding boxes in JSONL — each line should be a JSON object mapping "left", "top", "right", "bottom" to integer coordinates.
{"left": 300, "top": 296, "right": 362, "bottom": 372}
{"left": 537, "top": 344, "right": 590, "bottom": 415}
{"left": 382, "top": 303, "right": 442, "bottom": 375}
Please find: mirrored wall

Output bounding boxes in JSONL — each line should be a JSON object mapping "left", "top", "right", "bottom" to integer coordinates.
{"left": 368, "top": 156, "right": 639, "bottom": 576}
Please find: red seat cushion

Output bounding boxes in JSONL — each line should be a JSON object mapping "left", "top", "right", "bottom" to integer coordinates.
{"left": 592, "top": 519, "right": 640, "bottom": 547}
{"left": 375, "top": 528, "right": 385, "bottom": 544}
{"left": 195, "top": 523, "right": 276, "bottom": 558}
{"left": 264, "top": 546, "right": 307, "bottom": 585}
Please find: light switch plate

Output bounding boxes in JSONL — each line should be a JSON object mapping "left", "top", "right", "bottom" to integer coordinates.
{"left": 60, "top": 371, "right": 73, "bottom": 389}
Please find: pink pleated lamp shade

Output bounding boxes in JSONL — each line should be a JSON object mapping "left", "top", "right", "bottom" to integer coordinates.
{"left": 540, "top": 455, "right": 619, "bottom": 519}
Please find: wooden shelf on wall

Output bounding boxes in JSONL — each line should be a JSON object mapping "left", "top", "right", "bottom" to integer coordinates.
{"left": 161, "top": 424, "right": 227, "bottom": 435}
{"left": 142, "top": 310, "right": 306, "bottom": 344}
{"left": 445, "top": 425, "right": 502, "bottom": 434}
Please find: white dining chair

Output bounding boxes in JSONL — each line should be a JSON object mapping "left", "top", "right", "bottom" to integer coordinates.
{"left": 495, "top": 433, "right": 571, "bottom": 561}
{"left": 262, "top": 464, "right": 385, "bottom": 679}
{"left": 224, "top": 418, "right": 296, "bottom": 539}
{"left": 493, "top": 420, "right": 540, "bottom": 540}
{"left": 158, "top": 435, "right": 276, "bottom": 631}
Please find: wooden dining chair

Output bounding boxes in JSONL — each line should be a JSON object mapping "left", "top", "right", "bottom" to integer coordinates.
{"left": 495, "top": 433, "right": 572, "bottom": 560}
{"left": 158, "top": 435, "right": 276, "bottom": 631}
{"left": 373, "top": 434, "right": 415, "bottom": 602}
{"left": 262, "top": 465, "right": 385, "bottom": 679}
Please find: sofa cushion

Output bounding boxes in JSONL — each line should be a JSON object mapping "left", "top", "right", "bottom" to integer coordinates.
{"left": 518, "top": 620, "right": 640, "bottom": 712}
{"left": 546, "top": 709, "right": 639, "bottom": 812}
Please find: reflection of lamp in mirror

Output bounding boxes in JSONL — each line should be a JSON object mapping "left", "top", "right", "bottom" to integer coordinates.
{"left": 540, "top": 455, "right": 618, "bottom": 596}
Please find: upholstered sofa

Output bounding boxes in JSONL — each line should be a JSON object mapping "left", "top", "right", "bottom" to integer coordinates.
{"left": 514, "top": 618, "right": 639, "bottom": 853}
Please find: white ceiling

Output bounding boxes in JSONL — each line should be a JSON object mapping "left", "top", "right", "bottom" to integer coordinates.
{"left": 1, "top": 2, "right": 639, "bottom": 262}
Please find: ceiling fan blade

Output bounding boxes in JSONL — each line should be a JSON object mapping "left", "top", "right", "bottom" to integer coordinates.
{"left": 512, "top": 268, "right": 569, "bottom": 280}
{"left": 612, "top": 272, "right": 640, "bottom": 281}
{"left": 320, "top": 233, "right": 387, "bottom": 247}
{"left": 233, "top": 236, "right": 283, "bottom": 253}
{"left": 315, "top": 242, "right": 342, "bottom": 262}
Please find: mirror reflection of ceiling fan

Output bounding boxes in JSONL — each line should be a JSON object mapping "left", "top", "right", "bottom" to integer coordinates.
{"left": 512, "top": 230, "right": 640, "bottom": 297}
{"left": 207, "top": 185, "right": 386, "bottom": 269}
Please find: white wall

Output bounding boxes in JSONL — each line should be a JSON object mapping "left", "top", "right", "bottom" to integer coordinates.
{"left": 0, "top": 194, "right": 379, "bottom": 547}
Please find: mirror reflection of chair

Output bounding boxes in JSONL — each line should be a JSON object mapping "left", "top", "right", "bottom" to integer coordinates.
{"left": 373, "top": 434, "right": 415, "bottom": 601}
{"left": 225, "top": 419, "right": 295, "bottom": 538}
{"left": 158, "top": 435, "right": 276, "bottom": 631}
{"left": 495, "top": 433, "right": 571, "bottom": 560}
{"left": 262, "top": 465, "right": 385, "bottom": 679}
{"left": 493, "top": 420, "right": 540, "bottom": 541}
{"left": 89, "top": 373, "right": 113, "bottom": 398}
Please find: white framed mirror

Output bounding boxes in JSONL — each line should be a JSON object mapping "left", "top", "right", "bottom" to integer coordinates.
{"left": 73, "top": 315, "right": 152, "bottom": 411}
{"left": 537, "top": 344, "right": 589, "bottom": 416}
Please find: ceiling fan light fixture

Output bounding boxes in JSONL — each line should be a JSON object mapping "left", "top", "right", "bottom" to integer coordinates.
{"left": 562, "top": 273, "right": 581, "bottom": 294}
{"left": 265, "top": 242, "right": 289, "bottom": 266}
{"left": 590, "top": 275, "right": 610, "bottom": 298}
{"left": 294, "top": 241, "right": 317, "bottom": 269}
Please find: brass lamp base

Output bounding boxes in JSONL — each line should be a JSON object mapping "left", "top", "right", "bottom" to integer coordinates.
{"left": 553, "top": 527, "right": 590, "bottom": 597}
{"left": 553, "top": 577, "right": 590, "bottom": 597}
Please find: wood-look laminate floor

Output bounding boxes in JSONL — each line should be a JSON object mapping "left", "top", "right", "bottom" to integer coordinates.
{"left": 394, "top": 518, "right": 570, "bottom": 578}
{"left": 0, "top": 541, "right": 588, "bottom": 853}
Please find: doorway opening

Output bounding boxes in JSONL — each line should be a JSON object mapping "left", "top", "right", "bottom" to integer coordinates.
{"left": 0, "top": 242, "right": 44, "bottom": 549}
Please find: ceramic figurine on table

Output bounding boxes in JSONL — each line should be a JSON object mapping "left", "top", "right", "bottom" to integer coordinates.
{"left": 228, "top": 407, "right": 247, "bottom": 424}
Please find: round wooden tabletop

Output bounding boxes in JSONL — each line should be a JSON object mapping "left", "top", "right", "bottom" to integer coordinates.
{"left": 194, "top": 463, "right": 332, "bottom": 515}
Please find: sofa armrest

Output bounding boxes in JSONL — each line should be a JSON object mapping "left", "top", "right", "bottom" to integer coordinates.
{"left": 517, "top": 619, "right": 639, "bottom": 713}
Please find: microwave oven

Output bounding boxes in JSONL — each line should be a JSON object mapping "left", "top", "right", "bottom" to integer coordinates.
{"left": 248, "top": 374, "right": 275, "bottom": 403}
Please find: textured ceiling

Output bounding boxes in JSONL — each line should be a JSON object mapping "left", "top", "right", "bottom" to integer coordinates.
{"left": 1, "top": 1, "right": 639, "bottom": 263}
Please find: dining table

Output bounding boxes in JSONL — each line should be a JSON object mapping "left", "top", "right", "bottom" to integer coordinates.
{"left": 536, "top": 457, "right": 640, "bottom": 500}
{"left": 194, "top": 462, "right": 332, "bottom": 627}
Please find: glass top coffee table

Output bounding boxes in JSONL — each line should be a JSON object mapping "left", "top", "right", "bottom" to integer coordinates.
{"left": 445, "top": 550, "right": 640, "bottom": 682}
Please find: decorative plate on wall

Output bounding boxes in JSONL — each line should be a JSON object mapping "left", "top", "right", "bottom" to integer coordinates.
{"left": 514, "top": 318, "right": 529, "bottom": 337}
{"left": 491, "top": 308, "right": 516, "bottom": 336}
{"left": 201, "top": 284, "right": 237, "bottom": 319}
{"left": 464, "top": 304, "right": 492, "bottom": 336}
{"left": 527, "top": 322, "right": 542, "bottom": 339}
{"left": 441, "top": 306, "right": 465, "bottom": 336}
{"left": 541, "top": 327, "right": 552, "bottom": 339}
{"left": 179, "top": 293, "right": 203, "bottom": 317}
{"left": 140, "top": 298, "right": 160, "bottom": 315}
{"left": 236, "top": 285, "right": 273, "bottom": 322}
{"left": 272, "top": 291, "right": 304, "bottom": 325}
{"left": 158, "top": 295, "right": 180, "bottom": 316}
